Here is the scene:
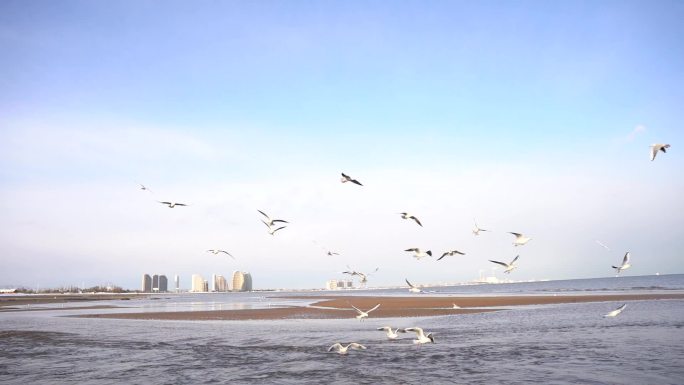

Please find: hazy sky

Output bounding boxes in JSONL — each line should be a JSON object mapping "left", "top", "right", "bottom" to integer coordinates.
{"left": 1, "top": 1, "right": 683, "bottom": 290}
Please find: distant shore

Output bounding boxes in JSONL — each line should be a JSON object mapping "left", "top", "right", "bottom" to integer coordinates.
{"left": 71, "top": 293, "right": 684, "bottom": 321}
{"left": 0, "top": 293, "right": 143, "bottom": 310}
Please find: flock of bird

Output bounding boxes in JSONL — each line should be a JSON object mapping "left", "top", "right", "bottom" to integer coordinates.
{"left": 140, "top": 143, "right": 669, "bottom": 353}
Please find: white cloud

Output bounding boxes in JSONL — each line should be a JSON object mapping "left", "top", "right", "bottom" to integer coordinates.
{"left": 625, "top": 124, "right": 647, "bottom": 141}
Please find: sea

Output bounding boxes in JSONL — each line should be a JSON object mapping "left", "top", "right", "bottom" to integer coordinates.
{"left": 1, "top": 274, "right": 683, "bottom": 384}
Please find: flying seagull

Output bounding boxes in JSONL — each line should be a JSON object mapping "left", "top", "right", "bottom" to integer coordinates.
{"left": 405, "top": 248, "right": 432, "bottom": 260}
{"left": 399, "top": 212, "right": 423, "bottom": 227}
{"left": 257, "top": 210, "right": 289, "bottom": 227}
{"left": 340, "top": 172, "right": 363, "bottom": 186}
{"left": 489, "top": 255, "right": 520, "bottom": 274}
{"left": 405, "top": 278, "right": 422, "bottom": 293}
{"left": 403, "top": 327, "right": 435, "bottom": 345}
{"left": 509, "top": 232, "right": 532, "bottom": 246}
{"left": 139, "top": 184, "right": 153, "bottom": 193}
{"left": 328, "top": 342, "right": 367, "bottom": 354}
{"left": 342, "top": 267, "right": 379, "bottom": 284}
{"left": 612, "top": 252, "right": 631, "bottom": 274}
{"left": 206, "top": 249, "right": 235, "bottom": 259}
{"left": 350, "top": 303, "right": 381, "bottom": 321}
{"left": 262, "top": 221, "right": 287, "bottom": 236}
{"left": 604, "top": 304, "right": 627, "bottom": 317}
{"left": 327, "top": 251, "right": 340, "bottom": 256}
{"left": 650, "top": 143, "right": 671, "bottom": 161}
{"left": 595, "top": 240, "right": 611, "bottom": 251}
{"left": 473, "top": 219, "right": 488, "bottom": 236}
{"left": 158, "top": 201, "right": 188, "bottom": 208}
{"left": 438, "top": 250, "right": 466, "bottom": 261}
{"left": 377, "top": 326, "right": 405, "bottom": 340}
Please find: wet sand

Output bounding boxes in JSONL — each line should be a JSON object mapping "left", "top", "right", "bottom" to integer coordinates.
{"left": 74, "top": 293, "right": 684, "bottom": 321}
{"left": 0, "top": 294, "right": 142, "bottom": 309}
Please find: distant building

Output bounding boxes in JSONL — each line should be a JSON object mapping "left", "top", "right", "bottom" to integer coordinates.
{"left": 231, "top": 271, "right": 252, "bottom": 292}
{"left": 326, "top": 279, "right": 354, "bottom": 290}
{"left": 158, "top": 275, "right": 168, "bottom": 292}
{"left": 191, "top": 274, "right": 205, "bottom": 292}
{"left": 152, "top": 274, "right": 159, "bottom": 292}
{"left": 213, "top": 275, "right": 227, "bottom": 292}
{"left": 174, "top": 274, "right": 180, "bottom": 292}
{"left": 141, "top": 274, "right": 152, "bottom": 293}
{"left": 202, "top": 280, "right": 209, "bottom": 292}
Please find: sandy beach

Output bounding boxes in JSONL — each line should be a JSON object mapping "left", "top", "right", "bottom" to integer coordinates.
{"left": 71, "top": 293, "right": 684, "bottom": 321}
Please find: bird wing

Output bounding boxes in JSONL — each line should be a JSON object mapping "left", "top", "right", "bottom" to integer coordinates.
{"left": 272, "top": 219, "right": 289, "bottom": 224}
{"left": 405, "top": 248, "right": 418, "bottom": 252}
{"left": 510, "top": 255, "right": 520, "bottom": 264}
{"left": 455, "top": 250, "right": 465, "bottom": 255}
{"left": 350, "top": 304, "right": 363, "bottom": 314}
{"left": 404, "top": 327, "right": 424, "bottom": 336}
{"left": 366, "top": 304, "right": 381, "bottom": 313}
{"left": 650, "top": 145, "right": 658, "bottom": 161}
{"left": 349, "top": 343, "right": 366, "bottom": 350}
{"left": 159, "top": 201, "right": 171, "bottom": 205}
{"left": 261, "top": 220, "right": 272, "bottom": 229}
{"left": 351, "top": 179, "right": 363, "bottom": 186}
{"left": 221, "top": 251, "right": 235, "bottom": 259}
{"left": 272, "top": 226, "right": 286, "bottom": 233}
{"left": 328, "top": 343, "right": 342, "bottom": 352}
{"left": 341, "top": 172, "right": 349, "bottom": 179}
{"left": 175, "top": 203, "right": 187, "bottom": 206}
{"left": 622, "top": 252, "right": 630, "bottom": 265}
{"left": 411, "top": 217, "right": 423, "bottom": 226}
{"left": 661, "top": 144, "right": 670, "bottom": 152}
{"left": 437, "top": 253, "right": 448, "bottom": 261}
{"left": 509, "top": 232, "right": 522, "bottom": 237}
{"left": 489, "top": 260, "right": 508, "bottom": 268}
{"left": 257, "top": 209, "right": 269, "bottom": 219}
{"left": 617, "top": 304, "right": 627, "bottom": 312}
{"left": 405, "top": 278, "right": 415, "bottom": 288}
{"left": 377, "top": 327, "right": 390, "bottom": 331}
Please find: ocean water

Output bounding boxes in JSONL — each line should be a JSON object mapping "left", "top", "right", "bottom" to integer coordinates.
{"left": 1, "top": 275, "right": 683, "bottom": 384}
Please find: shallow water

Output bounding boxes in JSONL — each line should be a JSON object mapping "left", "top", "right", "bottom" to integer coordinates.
{"left": 2, "top": 276, "right": 683, "bottom": 384}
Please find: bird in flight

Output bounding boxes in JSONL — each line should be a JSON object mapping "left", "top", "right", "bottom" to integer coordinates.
{"left": 405, "top": 248, "right": 432, "bottom": 260}
{"left": 650, "top": 143, "right": 671, "bottom": 161}
{"left": 489, "top": 255, "right": 520, "bottom": 274}
{"left": 377, "top": 326, "right": 405, "bottom": 340}
{"left": 604, "top": 304, "right": 627, "bottom": 317}
{"left": 438, "top": 250, "right": 466, "bottom": 261}
{"left": 472, "top": 219, "right": 488, "bottom": 235}
{"left": 399, "top": 212, "right": 423, "bottom": 227}
{"left": 327, "top": 251, "right": 340, "bottom": 256}
{"left": 342, "top": 267, "right": 378, "bottom": 284}
{"left": 405, "top": 278, "right": 422, "bottom": 293}
{"left": 257, "top": 210, "right": 289, "bottom": 227}
{"left": 262, "top": 221, "right": 287, "bottom": 236}
{"left": 403, "top": 327, "right": 435, "bottom": 345}
{"left": 139, "top": 184, "right": 152, "bottom": 193}
{"left": 328, "top": 342, "right": 367, "bottom": 354}
{"left": 350, "top": 303, "right": 381, "bottom": 321}
{"left": 509, "top": 232, "right": 532, "bottom": 246}
{"left": 612, "top": 252, "right": 632, "bottom": 274}
{"left": 206, "top": 249, "right": 235, "bottom": 259}
{"left": 340, "top": 172, "right": 363, "bottom": 186}
{"left": 158, "top": 201, "right": 188, "bottom": 208}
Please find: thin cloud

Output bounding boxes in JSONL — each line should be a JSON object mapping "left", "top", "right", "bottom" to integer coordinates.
{"left": 626, "top": 124, "right": 647, "bottom": 141}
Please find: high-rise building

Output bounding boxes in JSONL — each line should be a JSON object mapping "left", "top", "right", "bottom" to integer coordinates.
{"left": 231, "top": 271, "right": 253, "bottom": 292}
{"left": 191, "top": 274, "right": 205, "bottom": 292}
{"left": 141, "top": 274, "right": 152, "bottom": 293}
{"left": 152, "top": 274, "right": 159, "bottom": 292}
{"left": 158, "top": 275, "right": 168, "bottom": 292}
{"left": 213, "top": 275, "right": 227, "bottom": 292}
{"left": 174, "top": 274, "right": 180, "bottom": 293}
{"left": 202, "top": 280, "right": 209, "bottom": 292}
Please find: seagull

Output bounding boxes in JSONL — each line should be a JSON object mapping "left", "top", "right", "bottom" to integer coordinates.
{"left": 509, "top": 232, "right": 532, "bottom": 246}
{"left": 327, "top": 342, "right": 367, "bottom": 354}
{"left": 340, "top": 172, "right": 363, "bottom": 186}
{"left": 604, "top": 304, "right": 627, "bottom": 317}
{"left": 612, "top": 252, "right": 631, "bottom": 274}
{"left": 399, "top": 212, "right": 423, "bottom": 227}
{"left": 262, "top": 221, "right": 287, "bottom": 236}
{"left": 327, "top": 251, "right": 340, "bottom": 256}
{"left": 489, "top": 255, "right": 520, "bottom": 274}
{"left": 405, "top": 248, "right": 432, "bottom": 260}
{"left": 257, "top": 210, "right": 289, "bottom": 227}
{"left": 206, "top": 249, "right": 235, "bottom": 259}
{"left": 377, "top": 326, "right": 405, "bottom": 340}
{"left": 158, "top": 201, "right": 188, "bottom": 208}
{"left": 595, "top": 240, "right": 611, "bottom": 251}
{"left": 438, "top": 250, "right": 466, "bottom": 261}
{"left": 452, "top": 303, "right": 461, "bottom": 309}
{"left": 650, "top": 143, "right": 671, "bottom": 161}
{"left": 342, "top": 267, "right": 379, "bottom": 284}
{"left": 350, "top": 303, "right": 381, "bottom": 321}
{"left": 473, "top": 219, "right": 488, "bottom": 236}
{"left": 405, "top": 279, "right": 422, "bottom": 293}
{"left": 403, "top": 327, "right": 435, "bottom": 345}
{"left": 139, "top": 184, "right": 152, "bottom": 193}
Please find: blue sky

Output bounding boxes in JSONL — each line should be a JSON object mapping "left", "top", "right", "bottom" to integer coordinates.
{"left": 1, "top": 1, "right": 682, "bottom": 290}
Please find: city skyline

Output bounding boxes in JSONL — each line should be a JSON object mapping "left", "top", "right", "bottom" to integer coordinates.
{"left": 1, "top": 1, "right": 682, "bottom": 290}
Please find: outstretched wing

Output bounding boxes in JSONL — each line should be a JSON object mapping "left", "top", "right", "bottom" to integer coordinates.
{"left": 411, "top": 216, "right": 423, "bottom": 226}
{"left": 510, "top": 255, "right": 520, "bottom": 264}
{"left": 405, "top": 278, "right": 415, "bottom": 288}
{"left": 328, "top": 343, "right": 342, "bottom": 352}
{"left": 622, "top": 252, "right": 630, "bottom": 265}
{"left": 366, "top": 303, "right": 381, "bottom": 313}
{"left": 489, "top": 260, "right": 508, "bottom": 268}
{"left": 349, "top": 343, "right": 366, "bottom": 350}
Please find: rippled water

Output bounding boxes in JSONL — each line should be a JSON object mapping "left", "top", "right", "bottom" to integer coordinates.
{"left": 2, "top": 276, "right": 684, "bottom": 384}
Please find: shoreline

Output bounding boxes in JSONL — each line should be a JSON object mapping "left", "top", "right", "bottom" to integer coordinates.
{"left": 71, "top": 293, "right": 684, "bottom": 321}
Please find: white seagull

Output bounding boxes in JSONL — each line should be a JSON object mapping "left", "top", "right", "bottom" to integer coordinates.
{"left": 328, "top": 342, "right": 367, "bottom": 354}
{"left": 341, "top": 172, "right": 363, "bottom": 186}
{"left": 438, "top": 250, "right": 466, "bottom": 261}
{"left": 612, "top": 252, "right": 632, "bottom": 274}
{"left": 350, "top": 303, "right": 381, "bottom": 321}
{"left": 604, "top": 304, "right": 627, "bottom": 317}
{"left": 377, "top": 326, "right": 404, "bottom": 340}
{"left": 509, "top": 232, "right": 532, "bottom": 246}
{"left": 139, "top": 184, "right": 152, "bottom": 193}
{"left": 405, "top": 278, "right": 422, "bottom": 293}
{"left": 158, "top": 201, "right": 188, "bottom": 208}
{"left": 489, "top": 255, "right": 520, "bottom": 274}
{"left": 452, "top": 303, "right": 461, "bottom": 309}
{"left": 403, "top": 327, "right": 435, "bottom": 345}
{"left": 342, "top": 267, "right": 379, "bottom": 284}
{"left": 473, "top": 219, "right": 489, "bottom": 236}
{"left": 650, "top": 143, "right": 671, "bottom": 161}
{"left": 327, "top": 251, "right": 340, "bottom": 256}
{"left": 206, "top": 249, "right": 235, "bottom": 259}
{"left": 405, "top": 248, "right": 432, "bottom": 260}
{"left": 399, "top": 212, "right": 423, "bottom": 227}
{"left": 262, "top": 221, "right": 287, "bottom": 236}
{"left": 257, "top": 210, "right": 289, "bottom": 227}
